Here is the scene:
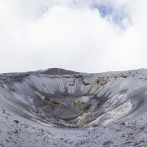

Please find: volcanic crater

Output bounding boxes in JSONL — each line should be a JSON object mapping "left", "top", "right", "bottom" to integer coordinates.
{"left": 0, "top": 68, "right": 146, "bottom": 128}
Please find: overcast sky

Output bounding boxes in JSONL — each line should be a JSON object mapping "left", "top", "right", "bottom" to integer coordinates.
{"left": 0, "top": 0, "right": 147, "bottom": 73}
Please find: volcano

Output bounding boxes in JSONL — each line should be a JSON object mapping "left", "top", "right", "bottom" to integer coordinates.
{"left": 1, "top": 68, "right": 147, "bottom": 146}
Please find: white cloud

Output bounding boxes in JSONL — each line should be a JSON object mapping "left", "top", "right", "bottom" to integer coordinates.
{"left": 0, "top": 0, "right": 147, "bottom": 73}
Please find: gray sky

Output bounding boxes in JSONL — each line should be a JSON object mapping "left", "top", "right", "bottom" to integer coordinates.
{"left": 0, "top": 0, "right": 146, "bottom": 73}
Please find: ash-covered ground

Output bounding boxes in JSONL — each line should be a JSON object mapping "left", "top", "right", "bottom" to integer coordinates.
{"left": 1, "top": 68, "right": 147, "bottom": 147}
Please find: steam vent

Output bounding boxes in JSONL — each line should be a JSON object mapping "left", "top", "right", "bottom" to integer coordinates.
{"left": 0, "top": 68, "right": 147, "bottom": 128}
